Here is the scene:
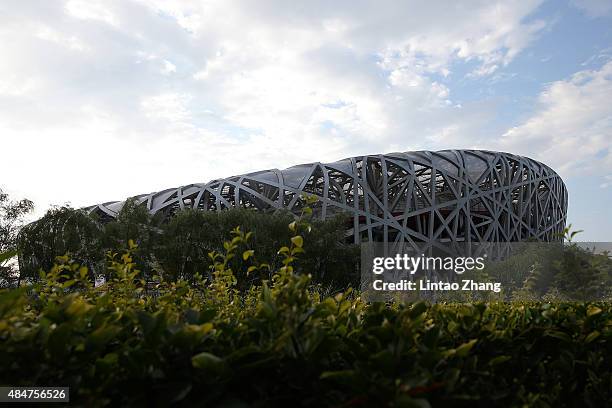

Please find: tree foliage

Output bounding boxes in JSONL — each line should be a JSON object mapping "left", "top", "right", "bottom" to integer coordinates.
{"left": 155, "top": 207, "right": 359, "bottom": 289}
{"left": 18, "top": 206, "right": 102, "bottom": 284}
{"left": 0, "top": 188, "right": 33, "bottom": 288}
{"left": 17, "top": 203, "right": 360, "bottom": 289}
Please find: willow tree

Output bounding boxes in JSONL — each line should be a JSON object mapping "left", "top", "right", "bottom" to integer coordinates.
{"left": 17, "top": 206, "right": 103, "bottom": 283}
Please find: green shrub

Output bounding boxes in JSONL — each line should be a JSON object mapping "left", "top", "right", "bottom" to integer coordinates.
{"left": 521, "top": 242, "right": 612, "bottom": 301}
{"left": 2, "top": 210, "right": 611, "bottom": 407}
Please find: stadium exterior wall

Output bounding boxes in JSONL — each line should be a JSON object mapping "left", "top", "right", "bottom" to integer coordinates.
{"left": 86, "top": 150, "right": 568, "bottom": 254}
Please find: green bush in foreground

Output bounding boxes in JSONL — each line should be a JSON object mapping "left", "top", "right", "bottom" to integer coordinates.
{"left": 1, "top": 213, "right": 611, "bottom": 407}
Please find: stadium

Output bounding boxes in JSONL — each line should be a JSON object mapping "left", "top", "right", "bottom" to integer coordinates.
{"left": 86, "top": 150, "right": 568, "bottom": 254}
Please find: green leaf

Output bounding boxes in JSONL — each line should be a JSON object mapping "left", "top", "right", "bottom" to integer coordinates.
{"left": 455, "top": 339, "right": 478, "bottom": 357}
{"left": 87, "top": 325, "right": 121, "bottom": 350}
{"left": 320, "top": 370, "right": 357, "bottom": 385}
{"left": 192, "top": 323, "right": 214, "bottom": 335}
{"left": 585, "top": 331, "right": 600, "bottom": 343}
{"left": 192, "top": 352, "right": 226, "bottom": 373}
{"left": 291, "top": 247, "right": 304, "bottom": 255}
{"left": 242, "top": 250, "right": 255, "bottom": 261}
{"left": 489, "top": 355, "right": 511, "bottom": 366}
{"left": 62, "top": 279, "right": 77, "bottom": 289}
{"left": 545, "top": 330, "right": 572, "bottom": 342}
{"left": 587, "top": 306, "right": 602, "bottom": 317}
{"left": 78, "top": 266, "right": 88, "bottom": 279}
{"left": 409, "top": 301, "right": 428, "bottom": 318}
{"left": 291, "top": 236, "right": 303, "bottom": 248}
{"left": 65, "top": 297, "right": 92, "bottom": 317}
{"left": 0, "top": 287, "right": 27, "bottom": 318}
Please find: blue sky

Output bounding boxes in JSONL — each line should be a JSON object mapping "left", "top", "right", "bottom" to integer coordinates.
{"left": 434, "top": 1, "right": 612, "bottom": 240}
{"left": 0, "top": 0, "right": 610, "bottom": 240}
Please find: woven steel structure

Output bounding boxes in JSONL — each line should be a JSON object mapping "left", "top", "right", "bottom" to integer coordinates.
{"left": 86, "top": 150, "right": 567, "bottom": 254}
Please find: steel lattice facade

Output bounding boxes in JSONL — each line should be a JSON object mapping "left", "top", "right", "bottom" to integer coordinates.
{"left": 86, "top": 150, "right": 567, "bottom": 254}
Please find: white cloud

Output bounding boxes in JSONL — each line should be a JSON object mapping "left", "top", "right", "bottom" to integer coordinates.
{"left": 500, "top": 61, "right": 612, "bottom": 178}
{"left": 0, "top": 75, "right": 40, "bottom": 97}
{"left": 0, "top": 0, "right": 556, "bottom": 219}
{"left": 161, "top": 59, "right": 176, "bottom": 75}
{"left": 64, "top": 0, "right": 119, "bottom": 27}
{"left": 35, "top": 26, "right": 89, "bottom": 52}
{"left": 141, "top": 92, "right": 192, "bottom": 125}
{"left": 376, "top": 1, "right": 546, "bottom": 77}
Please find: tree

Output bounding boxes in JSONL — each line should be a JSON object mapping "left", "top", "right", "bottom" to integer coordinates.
{"left": 17, "top": 200, "right": 162, "bottom": 285}
{"left": 154, "top": 208, "right": 360, "bottom": 289}
{"left": 100, "top": 198, "right": 164, "bottom": 282}
{"left": 17, "top": 206, "right": 103, "bottom": 284}
{"left": 14, "top": 198, "right": 361, "bottom": 290}
{"left": 0, "top": 188, "right": 34, "bottom": 288}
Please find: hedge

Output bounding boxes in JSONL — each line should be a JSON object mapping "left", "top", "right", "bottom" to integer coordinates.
{"left": 1, "top": 220, "right": 611, "bottom": 407}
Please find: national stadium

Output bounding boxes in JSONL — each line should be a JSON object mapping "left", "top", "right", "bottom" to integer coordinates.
{"left": 86, "top": 150, "right": 568, "bottom": 253}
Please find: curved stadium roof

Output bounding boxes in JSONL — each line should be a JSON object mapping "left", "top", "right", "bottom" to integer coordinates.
{"left": 86, "top": 150, "right": 568, "bottom": 251}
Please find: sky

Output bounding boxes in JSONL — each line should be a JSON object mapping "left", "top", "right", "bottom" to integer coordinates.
{"left": 0, "top": 0, "right": 611, "bottom": 240}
